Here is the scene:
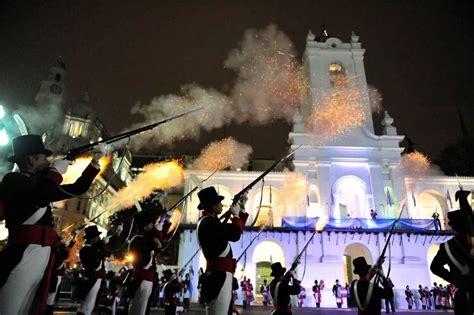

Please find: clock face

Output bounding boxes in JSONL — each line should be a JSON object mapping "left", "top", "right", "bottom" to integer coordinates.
{"left": 50, "top": 84, "right": 63, "bottom": 95}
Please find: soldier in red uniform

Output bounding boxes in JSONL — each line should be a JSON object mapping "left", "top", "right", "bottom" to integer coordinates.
{"left": 127, "top": 208, "right": 170, "bottom": 314}
{"left": 163, "top": 269, "right": 182, "bottom": 315}
{"left": 196, "top": 186, "right": 249, "bottom": 315}
{"left": 0, "top": 135, "right": 103, "bottom": 314}
{"left": 76, "top": 225, "right": 112, "bottom": 315}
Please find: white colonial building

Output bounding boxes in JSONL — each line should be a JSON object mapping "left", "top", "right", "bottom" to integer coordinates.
{"left": 176, "top": 30, "right": 474, "bottom": 309}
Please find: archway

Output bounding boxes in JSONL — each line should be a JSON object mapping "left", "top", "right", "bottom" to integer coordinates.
{"left": 418, "top": 190, "right": 448, "bottom": 229}
{"left": 252, "top": 186, "right": 280, "bottom": 227}
{"left": 333, "top": 176, "right": 369, "bottom": 219}
{"left": 343, "top": 243, "right": 373, "bottom": 284}
{"left": 253, "top": 241, "right": 285, "bottom": 294}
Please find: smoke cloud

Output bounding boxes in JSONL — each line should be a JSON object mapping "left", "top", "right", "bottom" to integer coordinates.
{"left": 128, "top": 24, "right": 308, "bottom": 150}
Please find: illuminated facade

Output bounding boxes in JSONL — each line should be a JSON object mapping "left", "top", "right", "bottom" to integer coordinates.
{"left": 178, "top": 32, "right": 474, "bottom": 309}
{"left": 0, "top": 60, "right": 133, "bottom": 246}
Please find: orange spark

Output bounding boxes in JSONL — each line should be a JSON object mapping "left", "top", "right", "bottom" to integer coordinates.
{"left": 62, "top": 156, "right": 111, "bottom": 184}
{"left": 399, "top": 151, "right": 431, "bottom": 178}
{"left": 167, "top": 208, "right": 182, "bottom": 233}
{"left": 306, "top": 81, "right": 366, "bottom": 143}
{"left": 106, "top": 160, "right": 184, "bottom": 212}
{"left": 190, "top": 137, "right": 252, "bottom": 171}
{"left": 275, "top": 173, "right": 309, "bottom": 217}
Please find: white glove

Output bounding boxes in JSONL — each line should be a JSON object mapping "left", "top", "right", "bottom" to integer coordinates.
{"left": 155, "top": 221, "right": 164, "bottom": 231}
{"left": 103, "top": 235, "right": 111, "bottom": 244}
{"left": 51, "top": 159, "right": 70, "bottom": 175}
{"left": 230, "top": 204, "right": 240, "bottom": 216}
{"left": 92, "top": 143, "right": 108, "bottom": 161}
{"left": 115, "top": 223, "right": 124, "bottom": 235}
{"left": 239, "top": 192, "right": 248, "bottom": 208}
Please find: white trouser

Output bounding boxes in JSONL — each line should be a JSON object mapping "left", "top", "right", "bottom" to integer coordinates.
{"left": 0, "top": 244, "right": 51, "bottom": 315}
{"left": 206, "top": 271, "right": 233, "bottom": 315}
{"left": 47, "top": 275, "right": 63, "bottom": 306}
{"left": 128, "top": 280, "right": 153, "bottom": 315}
{"left": 77, "top": 278, "right": 102, "bottom": 315}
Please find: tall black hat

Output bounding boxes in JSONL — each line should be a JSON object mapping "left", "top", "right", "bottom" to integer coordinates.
{"left": 8, "top": 135, "right": 52, "bottom": 163}
{"left": 197, "top": 186, "right": 224, "bottom": 210}
{"left": 84, "top": 225, "right": 102, "bottom": 240}
{"left": 353, "top": 256, "right": 371, "bottom": 275}
{"left": 270, "top": 262, "right": 286, "bottom": 277}
{"left": 163, "top": 269, "right": 173, "bottom": 281}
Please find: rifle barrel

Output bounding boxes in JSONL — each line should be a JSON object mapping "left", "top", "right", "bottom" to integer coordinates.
{"left": 65, "top": 107, "right": 204, "bottom": 160}
{"left": 377, "top": 205, "right": 405, "bottom": 265}
{"left": 231, "top": 145, "right": 302, "bottom": 207}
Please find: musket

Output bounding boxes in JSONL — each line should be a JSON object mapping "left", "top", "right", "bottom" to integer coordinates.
{"left": 219, "top": 145, "right": 302, "bottom": 222}
{"left": 180, "top": 247, "right": 202, "bottom": 271}
{"left": 163, "top": 170, "right": 217, "bottom": 221}
{"left": 288, "top": 215, "right": 329, "bottom": 272}
{"left": 289, "top": 231, "right": 317, "bottom": 272}
{"left": 64, "top": 107, "right": 204, "bottom": 160}
{"left": 375, "top": 204, "right": 406, "bottom": 280}
{"left": 236, "top": 227, "right": 266, "bottom": 263}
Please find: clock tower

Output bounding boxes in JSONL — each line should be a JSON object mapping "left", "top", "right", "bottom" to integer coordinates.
{"left": 34, "top": 58, "right": 67, "bottom": 107}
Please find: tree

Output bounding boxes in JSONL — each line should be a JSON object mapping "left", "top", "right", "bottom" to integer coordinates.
{"left": 435, "top": 137, "right": 474, "bottom": 176}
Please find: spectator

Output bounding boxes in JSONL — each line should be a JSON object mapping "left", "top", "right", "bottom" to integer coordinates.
{"left": 384, "top": 278, "right": 395, "bottom": 313}
{"left": 405, "top": 285, "right": 414, "bottom": 309}
{"left": 260, "top": 279, "right": 271, "bottom": 306}
{"left": 297, "top": 287, "right": 306, "bottom": 307}
{"left": 432, "top": 212, "right": 442, "bottom": 232}
{"left": 431, "top": 282, "right": 440, "bottom": 309}
{"left": 247, "top": 278, "right": 254, "bottom": 306}
{"left": 240, "top": 276, "right": 249, "bottom": 309}
{"left": 332, "top": 279, "right": 343, "bottom": 308}
{"left": 419, "top": 284, "right": 428, "bottom": 310}
{"left": 182, "top": 273, "right": 191, "bottom": 311}
{"left": 424, "top": 286, "right": 432, "bottom": 310}
{"left": 312, "top": 280, "right": 321, "bottom": 308}
{"left": 370, "top": 209, "right": 378, "bottom": 219}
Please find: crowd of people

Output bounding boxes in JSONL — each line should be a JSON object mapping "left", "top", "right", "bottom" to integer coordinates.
{"left": 405, "top": 282, "right": 456, "bottom": 310}
{"left": 0, "top": 134, "right": 472, "bottom": 315}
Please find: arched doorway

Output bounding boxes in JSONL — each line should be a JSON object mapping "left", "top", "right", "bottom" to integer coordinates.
{"left": 343, "top": 243, "right": 373, "bottom": 284}
{"left": 253, "top": 241, "right": 285, "bottom": 295}
{"left": 333, "top": 176, "right": 369, "bottom": 219}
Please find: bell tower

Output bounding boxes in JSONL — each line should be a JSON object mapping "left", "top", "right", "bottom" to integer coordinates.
{"left": 35, "top": 58, "right": 67, "bottom": 107}
{"left": 301, "top": 30, "right": 375, "bottom": 135}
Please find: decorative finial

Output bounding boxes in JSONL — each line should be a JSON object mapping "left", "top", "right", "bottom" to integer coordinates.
{"left": 321, "top": 24, "right": 329, "bottom": 37}
{"left": 307, "top": 29, "right": 315, "bottom": 41}
{"left": 351, "top": 31, "right": 359, "bottom": 43}
{"left": 381, "top": 111, "right": 397, "bottom": 136}
{"left": 381, "top": 111, "right": 394, "bottom": 126}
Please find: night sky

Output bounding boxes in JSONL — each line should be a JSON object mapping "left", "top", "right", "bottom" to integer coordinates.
{"left": 0, "top": 0, "right": 472, "bottom": 160}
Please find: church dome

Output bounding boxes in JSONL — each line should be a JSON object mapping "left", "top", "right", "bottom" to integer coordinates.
{"left": 68, "top": 93, "right": 93, "bottom": 119}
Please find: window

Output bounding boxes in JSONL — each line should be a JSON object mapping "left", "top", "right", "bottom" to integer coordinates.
{"left": 68, "top": 120, "right": 85, "bottom": 138}
{"left": 329, "top": 63, "right": 346, "bottom": 88}
{"left": 55, "top": 74, "right": 62, "bottom": 82}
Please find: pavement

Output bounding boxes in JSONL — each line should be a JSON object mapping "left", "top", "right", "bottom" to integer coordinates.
{"left": 54, "top": 303, "right": 454, "bottom": 314}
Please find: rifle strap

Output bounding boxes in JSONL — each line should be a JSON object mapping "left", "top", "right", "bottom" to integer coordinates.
{"left": 354, "top": 280, "right": 374, "bottom": 311}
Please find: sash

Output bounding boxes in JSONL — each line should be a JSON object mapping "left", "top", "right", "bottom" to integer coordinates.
{"left": 354, "top": 280, "right": 374, "bottom": 312}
